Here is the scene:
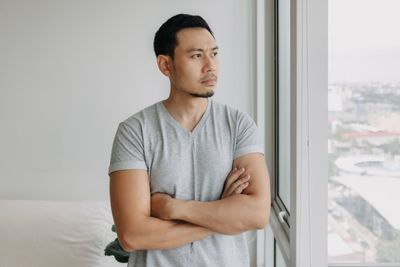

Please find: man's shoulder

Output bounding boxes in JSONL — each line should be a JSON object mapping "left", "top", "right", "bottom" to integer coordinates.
{"left": 211, "top": 99, "right": 236, "bottom": 115}
{"left": 210, "top": 99, "right": 250, "bottom": 121}
{"left": 122, "top": 101, "right": 161, "bottom": 126}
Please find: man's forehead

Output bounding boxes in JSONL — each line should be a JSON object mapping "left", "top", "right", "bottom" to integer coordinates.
{"left": 176, "top": 28, "right": 217, "bottom": 51}
{"left": 186, "top": 46, "right": 219, "bottom": 53}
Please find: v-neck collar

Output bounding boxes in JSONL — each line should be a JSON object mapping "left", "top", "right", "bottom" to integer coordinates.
{"left": 158, "top": 99, "right": 212, "bottom": 137}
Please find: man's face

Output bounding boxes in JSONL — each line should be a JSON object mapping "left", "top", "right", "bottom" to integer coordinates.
{"left": 168, "top": 28, "right": 219, "bottom": 98}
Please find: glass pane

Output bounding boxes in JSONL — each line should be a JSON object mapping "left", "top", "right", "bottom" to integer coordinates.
{"left": 328, "top": 0, "right": 400, "bottom": 263}
{"left": 277, "top": 0, "right": 291, "bottom": 212}
{"left": 275, "top": 240, "right": 288, "bottom": 267}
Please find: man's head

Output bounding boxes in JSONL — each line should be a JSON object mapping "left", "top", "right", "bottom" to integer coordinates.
{"left": 154, "top": 14, "right": 219, "bottom": 98}
{"left": 154, "top": 14, "right": 214, "bottom": 59}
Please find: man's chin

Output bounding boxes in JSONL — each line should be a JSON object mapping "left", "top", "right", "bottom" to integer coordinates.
{"left": 189, "top": 90, "right": 215, "bottom": 98}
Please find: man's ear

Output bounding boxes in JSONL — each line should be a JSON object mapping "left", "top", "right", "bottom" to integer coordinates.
{"left": 157, "top": 55, "right": 172, "bottom": 77}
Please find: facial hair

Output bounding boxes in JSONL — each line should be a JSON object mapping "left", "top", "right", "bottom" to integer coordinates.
{"left": 189, "top": 90, "right": 215, "bottom": 98}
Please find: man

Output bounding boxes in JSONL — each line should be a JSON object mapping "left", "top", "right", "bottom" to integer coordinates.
{"left": 109, "top": 14, "right": 270, "bottom": 267}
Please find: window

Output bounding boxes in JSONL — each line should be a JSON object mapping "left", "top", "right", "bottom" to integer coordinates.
{"left": 259, "top": 0, "right": 327, "bottom": 266}
{"left": 274, "top": 0, "right": 291, "bottom": 236}
{"left": 328, "top": 0, "right": 400, "bottom": 265}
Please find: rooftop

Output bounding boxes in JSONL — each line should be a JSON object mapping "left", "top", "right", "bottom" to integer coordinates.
{"left": 332, "top": 175, "right": 400, "bottom": 230}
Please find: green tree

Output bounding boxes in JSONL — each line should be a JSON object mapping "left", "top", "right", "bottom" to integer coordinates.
{"left": 381, "top": 138, "right": 400, "bottom": 156}
{"left": 328, "top": 152, "right": 338, "bottom": 177}
{"left": 376, "top": 231, "right": 400, "bottom": 262}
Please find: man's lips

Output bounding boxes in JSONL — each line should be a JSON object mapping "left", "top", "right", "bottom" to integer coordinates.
{"left": 200, "top": 75, "right": 218, "bottom": 85}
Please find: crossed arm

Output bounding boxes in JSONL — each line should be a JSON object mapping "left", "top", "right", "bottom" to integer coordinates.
{"left": 109, "top": 153, "right": 271, "bottom": 252}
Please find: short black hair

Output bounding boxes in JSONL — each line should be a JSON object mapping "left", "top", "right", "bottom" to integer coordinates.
{"left": 153, "top": 14, "right": 214, "bottom": 59}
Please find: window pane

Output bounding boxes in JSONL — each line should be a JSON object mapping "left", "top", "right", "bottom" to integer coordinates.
{"left": 277, "top": 0, "right": 291, "bottom": 212}
{"left": 328, "top": 0, "right": 400, "bottom": 263}
{"left": 275, "top": 239, "right": 288, "bottom": 267}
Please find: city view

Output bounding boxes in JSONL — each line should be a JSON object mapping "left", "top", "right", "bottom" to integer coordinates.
{"left": 328, "top": 82, "right": 400, "bottom": 262}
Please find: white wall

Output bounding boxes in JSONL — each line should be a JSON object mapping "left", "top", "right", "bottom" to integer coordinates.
{"left": 0, "top": 0, "right": 256, "bottom": 200}
{"left": 0, "top": 1, "right": 259, "bottom": 265}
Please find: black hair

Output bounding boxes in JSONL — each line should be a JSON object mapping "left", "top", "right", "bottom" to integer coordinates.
{"left": 153, "top": 14, "right": 214, "bottom": 59}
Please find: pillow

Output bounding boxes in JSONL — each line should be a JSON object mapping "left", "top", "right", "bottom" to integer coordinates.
{"left": 0, "top": 200, "right": 125, "bottom": 267}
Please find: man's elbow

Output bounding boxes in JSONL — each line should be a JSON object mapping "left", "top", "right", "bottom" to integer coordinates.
{"left": 118, "top": 231, "right": 145, "bottom": 252}
{"left": 118, "top": 232, "right": 135, "bottom": 252}
{"left": 252, "top": 206, "right": 270, "bottom": 230}
{"left": 231, "top": 210, "right": 270, "bottom": 234}
{"left": 254, "top": 212, "right": 269, "bottom": 229}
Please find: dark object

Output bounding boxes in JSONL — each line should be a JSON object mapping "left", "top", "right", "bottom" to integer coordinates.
{"left": 104, "top": 225, "right": 129, "bottom": 263}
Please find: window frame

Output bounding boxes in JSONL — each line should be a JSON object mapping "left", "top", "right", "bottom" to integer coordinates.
{"left": 274, "top": 0, "right": 291, "bottom": 234}
{"left": 289, "top": 0, "right": 328, "bottom": 266}
{"left": 256, "top": 0, "right": 328, "bottom": 266}
{"left": 254, "top": 1, "right": 283, "bottom": 266}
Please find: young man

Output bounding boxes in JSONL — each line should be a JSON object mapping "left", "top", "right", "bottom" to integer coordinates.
{"left": 109, "top": 14, "right": 270, "bottom": 266}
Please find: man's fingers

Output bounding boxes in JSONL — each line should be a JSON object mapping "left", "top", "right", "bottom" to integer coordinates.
{"left": 226, "top": 167, "right": 246, "bottom": 186}
{"left": 233, "top": 174, "right": 250, "bottom": 188}
{"left": 226, "top": 175, "right": 250, "bottom": 196}
{"left": 234, "top": 182, "right": 249, "bottom": 194}
{"left": 221, "top": 167, "right": 248, "bottom": 198}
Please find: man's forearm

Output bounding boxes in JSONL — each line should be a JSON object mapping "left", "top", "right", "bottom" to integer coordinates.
{"left": 119, "top": 216, "right": 212, "bottom": 252}
{"left": 170, "top": 194, "right": 269, "bottom": 235}
{"left": 149, "top": 154, "right": 271, "bottom": 236}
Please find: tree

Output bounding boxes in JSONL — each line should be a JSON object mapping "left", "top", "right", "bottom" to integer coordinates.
{"left": 381, "top": 138, "right": 400, "bottom": 156}
{"left": 376, "top": 230, "right": 400, "bottom": 262}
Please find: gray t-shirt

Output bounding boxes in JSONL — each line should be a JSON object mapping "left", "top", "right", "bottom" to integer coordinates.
{"left": 109, "top": 99, "right": 263, "bottom": 267}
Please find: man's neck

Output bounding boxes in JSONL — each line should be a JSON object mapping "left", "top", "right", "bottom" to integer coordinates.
{"left": 163, "top": 92, "right": 209, "bottom": 132}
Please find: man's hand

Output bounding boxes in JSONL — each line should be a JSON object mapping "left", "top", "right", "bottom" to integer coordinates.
{"left": 220, "top": 167, "right": 250, "bottom": 199}
{"left": 151, "top": 167, "right": 250, "bottom": 220}
{"left": 151, "top": 193, "right": 176, "bottom": 220}
{"left": 164, "top": 153, "right": 269, "bottom": 235}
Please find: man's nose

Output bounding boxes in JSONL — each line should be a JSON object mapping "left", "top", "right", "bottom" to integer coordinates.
{"left": 204, "top": 56, "right": 217, "bottom": 73}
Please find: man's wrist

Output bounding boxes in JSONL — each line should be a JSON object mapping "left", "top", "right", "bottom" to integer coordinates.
{"left": 169, "top": 198, "right": 187, "bottom": 221}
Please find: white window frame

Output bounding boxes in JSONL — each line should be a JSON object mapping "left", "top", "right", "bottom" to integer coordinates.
{"left": 255, "top": 0, "right": 328, "bottom": 266}
{"left": 254, "top": 1, "right": 276, "bottom": 267}
{"left": 290, "top": 0, "right": 328, "bottom": 266}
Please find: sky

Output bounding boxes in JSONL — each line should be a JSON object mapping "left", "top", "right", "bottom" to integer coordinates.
{"left": 329, "top": 0, "right": 400, "bottom": 84}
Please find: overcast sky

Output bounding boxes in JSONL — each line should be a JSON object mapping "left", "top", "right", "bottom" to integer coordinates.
{"left": 329, "top": 0, "right": 400, "bottom": 84}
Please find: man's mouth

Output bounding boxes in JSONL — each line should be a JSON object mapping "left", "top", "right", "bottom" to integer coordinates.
{"left": 200, "top": 75, "right": 218, "bottom": 86}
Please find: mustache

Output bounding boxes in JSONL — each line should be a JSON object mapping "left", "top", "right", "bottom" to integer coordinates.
{"left": 200, "top": 74, "right": 218, "bottom": 82}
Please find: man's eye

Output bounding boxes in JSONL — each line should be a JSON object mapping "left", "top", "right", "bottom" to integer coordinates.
{"left": 191, "top": 54, "right": 201, "bottom": 59}
{"left": 212, "top": 52, "right": 218, "bottom": 57}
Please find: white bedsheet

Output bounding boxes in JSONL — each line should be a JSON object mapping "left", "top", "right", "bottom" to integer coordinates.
{"left": 0, "top": 200, "right": 124, "bottom": 267}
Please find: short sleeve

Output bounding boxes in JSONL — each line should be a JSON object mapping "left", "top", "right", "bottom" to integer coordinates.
{"left": 108, "top": 121, "right": 148, "bottom": 175}
{"left": 234, "top": 111, "right": 264, "bottom": 159}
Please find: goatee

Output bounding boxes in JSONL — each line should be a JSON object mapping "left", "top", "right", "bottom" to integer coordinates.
{"left": 189, "top": 91, "right": 214, "bottom": 98}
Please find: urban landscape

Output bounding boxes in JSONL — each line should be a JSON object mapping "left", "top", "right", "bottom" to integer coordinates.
{"left": 328, "top": 82, "right": 400, "bottom": 262}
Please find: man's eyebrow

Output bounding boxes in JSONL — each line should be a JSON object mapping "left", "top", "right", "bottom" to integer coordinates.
{"left": 186, "top": 46, "right": 219, "bottom": 53}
